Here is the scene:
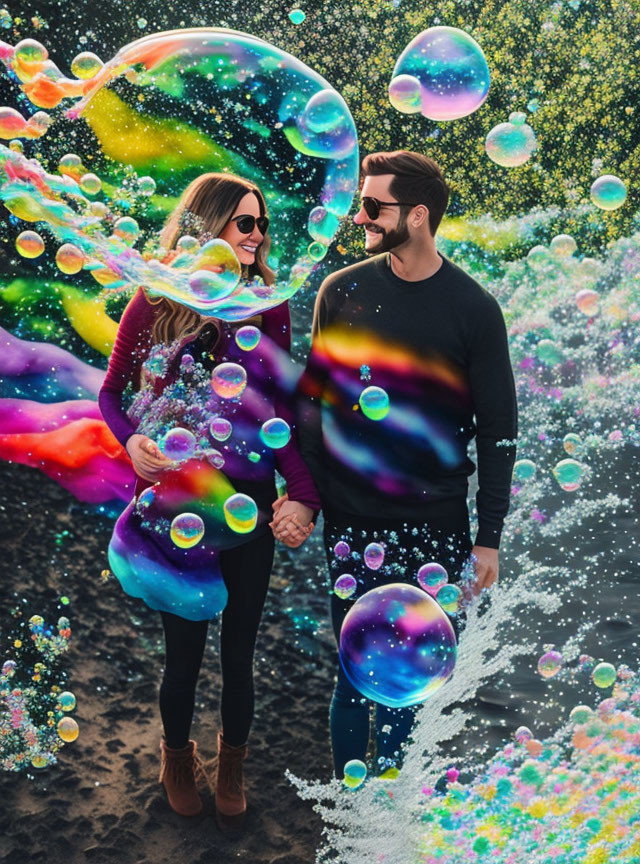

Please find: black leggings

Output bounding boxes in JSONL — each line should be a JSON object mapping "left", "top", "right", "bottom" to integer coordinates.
{"left": 159, "top": 530, "right": 275, "bottom": 749}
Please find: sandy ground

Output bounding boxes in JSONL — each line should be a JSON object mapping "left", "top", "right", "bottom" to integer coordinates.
{"left": 0, "top": 461, "right": 336, "bottom": 864}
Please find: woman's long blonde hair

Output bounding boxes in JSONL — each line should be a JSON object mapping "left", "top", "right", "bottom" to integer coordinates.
{"left": 147, "top": 173, "right": 276, "bottom": 345}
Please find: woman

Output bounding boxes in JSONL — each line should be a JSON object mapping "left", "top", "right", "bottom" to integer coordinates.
{"left": 99, "top": 173, "right": 320, "bottom": 827}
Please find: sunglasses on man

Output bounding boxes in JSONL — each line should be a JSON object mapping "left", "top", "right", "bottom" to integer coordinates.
{"left": 360, "top": 196, "right": 418, "bottom": 221}
{"left": 231, "top": 214, "right": 270, "bottom": 235}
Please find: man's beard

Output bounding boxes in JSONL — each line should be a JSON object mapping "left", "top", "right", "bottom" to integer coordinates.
{"left": 364, "top": 213, "right": 410, "bottom": 255}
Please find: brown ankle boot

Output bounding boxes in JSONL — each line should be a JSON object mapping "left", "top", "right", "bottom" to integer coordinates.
{"left": 159, "top": 738, "right": 204, "bottom": 816}
{"left": 214, "top": 731, "right": 248, "bottom": 829}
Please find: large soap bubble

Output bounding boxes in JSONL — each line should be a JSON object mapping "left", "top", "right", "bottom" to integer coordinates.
{"left": 389, "top": 26, "right": 490, "bottom": 121}
{"left": 339, "top": 583, "right": 457, "bottom": 708}
{"left": 64, "top": 28, "right": 359, "bottom": 287}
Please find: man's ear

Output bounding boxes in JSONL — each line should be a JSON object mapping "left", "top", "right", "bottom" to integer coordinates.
{"left": 412, "top": 205, "right": 429, "bottom": 228}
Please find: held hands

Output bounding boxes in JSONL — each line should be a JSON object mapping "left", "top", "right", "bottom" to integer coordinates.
{"left": 125, "top": 433, "right": 173, "bottom": 482}
{"left": 270, "top": 493, "right": 315, "bottom": 548}
{"left": 469, "top": 545, "right": 499, "bottom": 596}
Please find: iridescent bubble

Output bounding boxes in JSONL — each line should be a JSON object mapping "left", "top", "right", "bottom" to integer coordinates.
{"left": 0, "top": 9, "right": 11, "bottom": 28}
{"left": 211, "top": 363, "right": 247, "bottom": 399}
{"left": 57, "top": 717, "right": 79, "bottom": 743}
{"left": 334, "top": 540, "right": 350, "bottom": 558}
{"left": 206, "top": 449, "right": 225, "bottom": 469}
{"left": 55, "top": 243, "right": 85, "bottom": 275}
{"left": 388, "top": 74, "right": 423, "bottom": 114}
{"left": 15, "top": 38, "right": 48, "bottom": 64}
{"left": 29, "top": 615, "right": 44, "bottom": 629}
{"left": 71, "top": 51, "right": 104, "bottom": 80}
{"left": 209, "top": 417, "right": 233, "bottom": 442}
{"left": 259, "top": 418, "right": 291, "bottom": 449}
{"left": 58, "top": 153, "right": 83, "bottom": 178}
{"left": 359, "top": 386, "right": 390, "bottom": 421}
{"left": 2, "top": 660, "right": 16, "bottom": 678}
{"left": 527, "top": 245, "right": 548, "bottom": 264}
{"left": 188, "top": 268, "right": 237, "bottom": 303}
{"left": 537, "top": 649, "right": 563, "bottom": 679}
{"left": 176, "top": 235, "right": 199, "bottom": 254}
{"left": 161, "top": 427, "right": 197, "bottom": 461}
{"left": 235, "top": 325, "right": 261, "bottom": 351}
{"left": 289, "top": 91, "right": 356, "bottom": 160}
{"left": 58, "top": 691, "right": 76, "bottom": 712}
{"left": 288, "top": 8, "right": 306, "bottom": 24}
{"left": 552, "top": 458, "right": 584, "bottom": 492}
{"left": 592, "top": 662, "right": 617, "bottom": 689}
{"left": 302, "top": 89, "right": 346, "bottom": 133}
{"left": 343, "top": 759, "right": 367, "bottom": 789}
{"left": 576, "top": 288, "right": 599, "bottom": 316}
{"left": 308, "top": 206, "right": 340, "bottom": 245}
{"left": 590, "top": 174, "right": 627, "bottom": 211}
{"left": 563, "top": 433, "right": 582, "bottom": 456}
{"left": 224, "top": 493, "right": 258, "bottom": 534}
{"left": 512, "top": 459, "right": 536, "bottom": 483}
{"left": 569, "top": 704, "right": 593, "bottom": 725}
{"left": 536, "top": 339, "right": 564, "bottom": 367}
{"left": 137, "top": 486, "right": 155, "bottom": 509}
{"left": 138, "top": 176, "right": 156, "bottom": 196}
{"left": 16, "top": 230, "right": 44, "bottom": 258}
{"left": 308, "top": 241, "right": 328, "bottom": 262}
{"left": 170, "top": 513, "right": 205, "bottom": 549}
{"left": 417, "top": 563, "right": 448, "bottom": 597}
{"left": 550, "top": 234, "right": 578, "bottom": 257}
{"left": 391, "top": 26, "right": 490, "bottom": 121}
{"left": 485, "top": 120, "right": 537, "bottom": 167}
{"left": 339, "top": 583, "right": 457, "bottom": 708}
{"left": 515, "top": 725, "right": 533, "bottom": 744}
{"left": 9, "top": 139, "right": 24, "bottom": 153}
{"left": 436, "top": 583, "right": 463, "bottom": 616}
{"left": 112, "top": 216, "right": 140, "bottom": 246}
{"left": 509, "top": 111, "right": 527, "bottom": 125}
{"left": 31, "top": 754, "right": 49, "bottom": 769}
{"left": 363, "top": 542, "right": 385, "bottom": 570}
{"left": 79, "top": 172, "right": 102, "bottom": 195}
{"left": 334, "top": 574, "right": 357, "bottom": 600}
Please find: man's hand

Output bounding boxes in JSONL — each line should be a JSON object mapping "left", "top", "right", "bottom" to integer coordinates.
{"left": 470, "top": 545, "right": 499, "bottom": 595}
{"left": 270, "top": 493, "right": 315, "bottom": 548}
{"left": 125, "top": 433, "right": 173, "bottom": 482}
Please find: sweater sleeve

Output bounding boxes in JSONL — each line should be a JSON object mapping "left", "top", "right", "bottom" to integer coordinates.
{"left": 296, "top": 282, "right": 331, "bottom": 504}
{"left": 98, "top": 288, "right": 155, "bottom": 449}
{"left": 468, "top": 292, "right": 518, "bottom": 549}
{"left": 261, "top": 302, "right": 322, "bottom": 511}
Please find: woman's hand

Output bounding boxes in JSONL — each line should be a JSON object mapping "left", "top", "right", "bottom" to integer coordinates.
{"left": 125, "top": 433, "right": 173, "bottom": 482}
{"left": 270, "top": 494, "right": 315, "bottom": 548}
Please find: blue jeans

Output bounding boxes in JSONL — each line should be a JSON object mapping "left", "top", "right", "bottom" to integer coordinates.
{"left": 323, "top": 502, "right": 472, "bottom": 778}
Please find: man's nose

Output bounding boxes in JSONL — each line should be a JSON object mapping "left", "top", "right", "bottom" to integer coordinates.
{"left": 353, "top": 205, "right": 367, "bottom": 225}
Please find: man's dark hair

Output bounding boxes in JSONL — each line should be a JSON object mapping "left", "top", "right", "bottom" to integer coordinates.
{"left": 361, "top": 150, "right": 450, "bottom": 236}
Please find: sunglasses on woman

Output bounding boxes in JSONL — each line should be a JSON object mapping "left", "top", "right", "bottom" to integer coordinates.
{"left": 231, "top": 214, "right": 270, "bottom": 235}
{"left": 360, "top": 196, "right": 417, "bottom": 221}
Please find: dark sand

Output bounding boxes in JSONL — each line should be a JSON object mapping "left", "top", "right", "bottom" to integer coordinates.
{"left": 0, "top": 461, "right": 334, "bottom": 864}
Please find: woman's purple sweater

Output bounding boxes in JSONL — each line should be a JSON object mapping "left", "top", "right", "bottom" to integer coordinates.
{"left": 98, "top": 288, "right": 321, "bottom": 511}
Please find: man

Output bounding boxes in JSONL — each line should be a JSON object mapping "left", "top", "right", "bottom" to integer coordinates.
{"left": 274, "top": 150, "right": 518, "bottom": 778}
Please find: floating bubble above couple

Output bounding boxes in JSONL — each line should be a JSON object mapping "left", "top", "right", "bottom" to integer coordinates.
{"left": 170, "top": 513, "right": 205, "bottom": 549}
{"left": 389, "top": 26, "right": 490, "bottom": 121}
{"left": 334, "top": 574, "right": 357, "bottom": 600}
{"left": 333, "top": 540, "right": 350, "bottom": 559}
{"left": 339, "top": 583, "right": 457, "bottom": 708}
{"left": 486, "top": 116, "right": 537, "bottom": 167}
{"left": 513, "top": 459, "right": 536, "bottom": 483}
{"left": 56, "top": 243, "right": 85, "bottom": 275}
{"left": 592, "top": 662, "right": 616, "bottom": 689}
{"left": 16, "top": 230, "right": 45, "bottom": 258}
{"left": 590, "top": 174, "right": 626, "bottom": 211}
{"left": 576, "top": 288, "right": 599, "bottom": 316}
{"left": 57, "top": 717, "right": 79, "bottom": 743}
{"left": 537, "top": 649, "right": 563, "bottom": 678}
{"left": 417, "top": 562, "right": 448, "bottom": 596}
{"left": 436, "top": 583, "right": 463, "bottom": 615}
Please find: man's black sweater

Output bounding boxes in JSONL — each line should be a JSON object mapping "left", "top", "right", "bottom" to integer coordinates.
{"left": 298, "top": 251, "right": 518, "bottom": 549}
